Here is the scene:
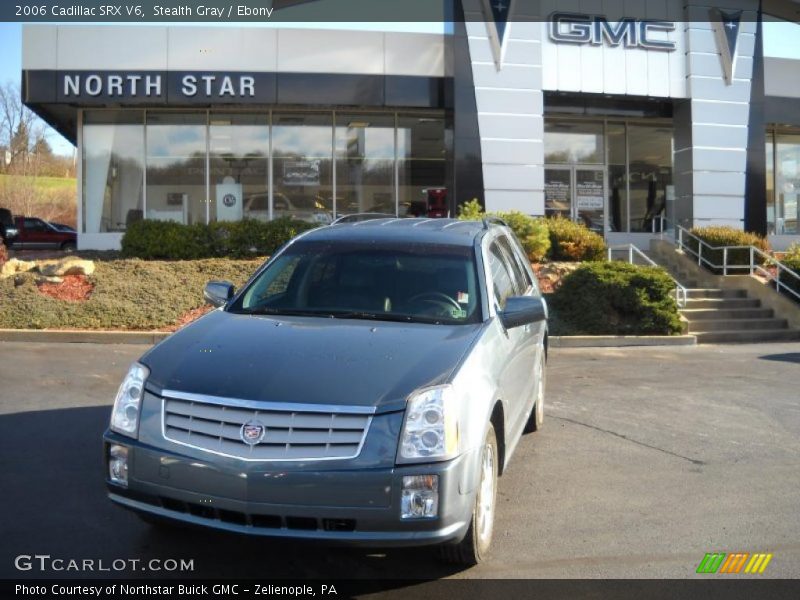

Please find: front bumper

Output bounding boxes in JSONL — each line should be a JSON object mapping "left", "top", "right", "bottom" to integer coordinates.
{"left": 103, "top": 431, "right": 479, "bottom": 547}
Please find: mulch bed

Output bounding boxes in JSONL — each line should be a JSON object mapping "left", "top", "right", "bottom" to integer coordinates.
{"left": 37, "top": 274, "right": 93, "bottom": 302}
{"left": 163, "top": 305, "right": 214, "bottom": 332}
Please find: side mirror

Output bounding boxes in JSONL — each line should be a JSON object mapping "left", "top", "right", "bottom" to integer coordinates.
{"left": 500, "top": 296, "right": 547, "bottom": 329}
{"left": 204, "top": 281, "right": 235, "bottom": 308}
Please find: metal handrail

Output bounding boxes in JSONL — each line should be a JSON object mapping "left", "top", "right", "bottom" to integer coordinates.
{"left": 675, "top": 225, "right": 800, "bottom": 302}
{"left": 607, "top": 244, "right": 688, "bottom": 307}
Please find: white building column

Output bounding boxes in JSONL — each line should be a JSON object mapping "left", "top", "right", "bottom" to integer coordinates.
{"left": 462, "top": 1, "right": 545, "bottom": 216}
{"left": 676, "top": 4, "right": 758, "bottom": 230}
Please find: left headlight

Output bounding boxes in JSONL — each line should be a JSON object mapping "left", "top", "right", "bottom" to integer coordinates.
{"left": 110, "top": 363, "right": 149, "bottom": 438}
{"left": 398, "top": 385, "right": 459, "bottom": 463}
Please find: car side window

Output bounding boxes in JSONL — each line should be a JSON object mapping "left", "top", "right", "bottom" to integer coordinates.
{"left": 24, "top": 218, "right": 46, "bottom": 232}
{"left": 496, "top": 236, "right": 531, "bottom": 295}
{"left": 487, "top": 242, "right": 516, "bottom": 310}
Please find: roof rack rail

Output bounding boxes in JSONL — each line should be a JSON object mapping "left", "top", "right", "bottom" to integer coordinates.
{"left": 482, "top": 216, "right": 508, "bottom": 229}
{"left": 331, "top": 213, "right": 399, "bottom": 224}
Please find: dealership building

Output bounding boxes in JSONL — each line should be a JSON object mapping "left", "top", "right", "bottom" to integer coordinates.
{"left": 20, "top": 1, "right": 800, "bottom": 250}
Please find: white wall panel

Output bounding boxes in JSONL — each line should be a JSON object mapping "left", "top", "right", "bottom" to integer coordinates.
{"left": 168, "top": 28, "right": 277, "bottom": 71}
{"left": 474, "top": 88, "right": 543, "bottom": 116}
{"left": 480, "top": 140, "right": 544, "bottom": 165}
{"left": 57, "top": 26, "right": 168, "bottom": 70}
{"left": 22, "top": 25, "right": 57, "bottom": 70}
{"left": 484, "top": 190, "right": 545, "bottom": 215}
{"left": 277, "top": 29, "right": 384, "bottom": 74}
{"left": 385, "top": 33, "right": 444, "bottom": 76}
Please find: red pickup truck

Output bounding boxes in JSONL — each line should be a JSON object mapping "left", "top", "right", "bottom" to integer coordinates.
{"left": 11, "top": 216, "right": 77, "bottom": 251}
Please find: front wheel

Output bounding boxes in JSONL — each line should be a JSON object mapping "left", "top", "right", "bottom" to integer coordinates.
{"left": 438, "top": 424, "right": 498, "bottom": 566}
{"left": 61, "top": 241, "right": 77, "bottom": 253}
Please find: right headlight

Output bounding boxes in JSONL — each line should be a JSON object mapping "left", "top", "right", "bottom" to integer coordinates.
{"left": 110, "top": 363, "right": 149, "bottom": 438}
{"left": 398, "top": 385, "right": 459, "bottom": 463}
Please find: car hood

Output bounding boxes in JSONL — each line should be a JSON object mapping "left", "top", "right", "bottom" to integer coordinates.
{"left": 141, "top": 309, "right": 483, "bottom": 413}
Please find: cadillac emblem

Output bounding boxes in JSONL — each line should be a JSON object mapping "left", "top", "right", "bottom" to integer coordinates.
{"left": 240, "top": 420, "right": 266, "bottom": 446}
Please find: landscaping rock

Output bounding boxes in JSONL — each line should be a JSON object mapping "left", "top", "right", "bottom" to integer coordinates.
{"left": 533, "top": 261, "right": 582, "bottom": 293}
{"left": 38, "top": 258, "right": 95, "bottom": 277}
{"left": 0, "top": 258, "right": 38, "bottom": 279}
{"left": 35, "top": 275, "right": 64, "bottom": 285}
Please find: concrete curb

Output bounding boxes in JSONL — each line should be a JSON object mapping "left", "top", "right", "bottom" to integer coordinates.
{"left": 0, "top": 329, "right": 171, "bottom": 344}
{"left": 550, "top": 335, "right": 697, "bottom": 348}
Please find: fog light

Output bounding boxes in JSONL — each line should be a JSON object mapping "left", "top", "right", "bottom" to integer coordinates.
{"left": 109, "top": 445, "right": 129, "bottom": 487}
{"left": 400, "top": 475, "right": 439, "bottom": 519}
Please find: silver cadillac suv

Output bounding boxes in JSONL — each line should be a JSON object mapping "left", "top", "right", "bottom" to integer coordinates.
{"left": 103, "top": 217, "right": 547, "bottom": 565}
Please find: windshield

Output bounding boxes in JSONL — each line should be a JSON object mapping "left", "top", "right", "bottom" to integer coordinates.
{"left": 229, "top": 240, "right": 482, "bottom": 325}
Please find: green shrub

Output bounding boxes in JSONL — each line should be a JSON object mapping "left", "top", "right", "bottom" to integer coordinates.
{"left": 457, "top": 198, "right": 484, "bottom": 221}
{"left": 548, "top": 262, "right": 682, "bottom": 335}
{"left": 686, "top": 226, "right": 770, "bottom": 273}
{"left": 779, "top": 244, "right": 800, "bottom": 299}
{"left": 495, "top": 211, "right": 551, "bottom": 262}
{"left": 457, "top": 200, "right": 551, "bottom": 262}
{"left": 546, "top": 215, "right": 606, "bottom": 262}
{"left": 121, "top": 218, "right": 318, "bottom": 260}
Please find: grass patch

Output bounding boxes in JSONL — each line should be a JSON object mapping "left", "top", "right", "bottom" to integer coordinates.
{"left": 0, "top": 174, "right": 76, "bottom": 195}
{"left": 0, "top": 257, "right": 262, "bottom": 330}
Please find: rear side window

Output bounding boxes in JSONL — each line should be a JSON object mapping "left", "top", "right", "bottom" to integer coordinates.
{"left": 23, "top": 218, "right": 47, "bottom": 232}
{"left": 487, "top": 242, "right": 516, "bottom": 309}
{"left": 496, "top": 235, "right": 532, "bottom": 294}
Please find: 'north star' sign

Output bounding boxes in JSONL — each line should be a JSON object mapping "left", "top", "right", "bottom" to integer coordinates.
{"left": 62, "top": 73, "right": 256, "bottom": 98}
{"left": 549, "top": 12, "right": 676, "bottom": 52}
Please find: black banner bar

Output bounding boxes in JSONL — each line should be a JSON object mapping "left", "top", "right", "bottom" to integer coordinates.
{"left": 4, "top": 579, "right": 800, "bottom": 600}
{"left": 0, "top": 0, "right": 765, "bottom": 23}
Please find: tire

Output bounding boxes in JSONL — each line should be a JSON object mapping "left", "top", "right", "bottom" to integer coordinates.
{"left": 438, "top": 424, "right": 498, "bottom": 566}
{"left": 61, "top": 241, "right": 77, "bottom": 253}
{"left": 523, "top": 351, "right": 546, "bottom": 434}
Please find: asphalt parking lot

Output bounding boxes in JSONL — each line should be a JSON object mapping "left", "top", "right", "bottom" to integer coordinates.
{"left": 0, "top": 341, "right": 798, "bottom": 580}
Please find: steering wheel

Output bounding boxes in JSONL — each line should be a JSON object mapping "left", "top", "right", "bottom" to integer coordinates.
{"left": 406, "top": 292, "right": 462, "bottom": 316}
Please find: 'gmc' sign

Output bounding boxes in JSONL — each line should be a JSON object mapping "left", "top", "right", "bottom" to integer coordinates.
{"left": 549, "top": 12, "right": 676, "bottom": 52}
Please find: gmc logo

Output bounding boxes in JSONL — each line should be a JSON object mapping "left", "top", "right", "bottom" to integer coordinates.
{"left": 549, "top": 12, "right": 676, "bottom": 52}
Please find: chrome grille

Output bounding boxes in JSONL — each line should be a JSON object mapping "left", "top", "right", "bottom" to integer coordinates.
{"left": 161, "top": 393, "right": 372, "bottom": 461}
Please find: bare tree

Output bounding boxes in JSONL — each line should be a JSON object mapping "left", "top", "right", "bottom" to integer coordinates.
{"left": 0, "top": 81, "right": 48, "bottom": 175}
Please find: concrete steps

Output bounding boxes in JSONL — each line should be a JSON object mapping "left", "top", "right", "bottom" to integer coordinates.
{"left": 679, "top": 288, "right": 800, "bottom": 343}
{"left": 688, "top": 318, "right": 789, "bottom": 332}
{"left": 646, "top": 240, "right": 800, "bottom": 344}
{"left": 683, "top": 297, "right": 760, "bottom": 309}
{"left": 681, "top": 307, "right": 774, "bottom": 320}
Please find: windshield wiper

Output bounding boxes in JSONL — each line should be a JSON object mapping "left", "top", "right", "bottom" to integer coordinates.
{"left": 237, "top": 307, "right": 446, "bottom": 324}
{"left": 326, "top": 311, "right": 447, "bottom": 324}
{"left": 237, "top": 307, "right": 334, "bottom": 317}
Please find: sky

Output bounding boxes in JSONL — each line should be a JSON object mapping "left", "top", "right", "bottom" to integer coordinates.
{"left": 1, "top": 19, "right": 799, "bottom": 157}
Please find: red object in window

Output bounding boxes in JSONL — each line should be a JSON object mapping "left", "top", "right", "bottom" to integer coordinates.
{"left": 425, "top": 188, "right": 448, "bottom": 218}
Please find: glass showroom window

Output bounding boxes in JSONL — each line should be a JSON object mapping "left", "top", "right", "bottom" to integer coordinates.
{"left": 607, "top": 122, "right": 627, "bottom": 233}
{"left": 627, "top": 124, "right": 673, "bottom": 232}
{"left": 145, "top": 112, "right": 208, "bottom": 225}
{"left": 774, "top": 133, "right": 800, "bottom": 235}
{"left": 82, "top": 110, "right": 144, "bottom": 233}
{"left": 766, "top": 131, "right": 776, "bottom": 233}
{"left": 209, "top": 114, "right": 269, "bottom": 222}
{"left": 397, "top": 115, "right": 447, "bottom": 217}
{"left": 544, "top": 120, "right": 604, "bottom": 164}
{"left": 272, "top": 113, "right": 334, "bottom": 225}
{"left": 336, "top": 113, "right": 395, "bottom": 216}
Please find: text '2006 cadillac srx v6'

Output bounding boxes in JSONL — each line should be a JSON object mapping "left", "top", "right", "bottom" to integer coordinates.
{"left": 103, "top": 217, "right": 548, "bottom": 565}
